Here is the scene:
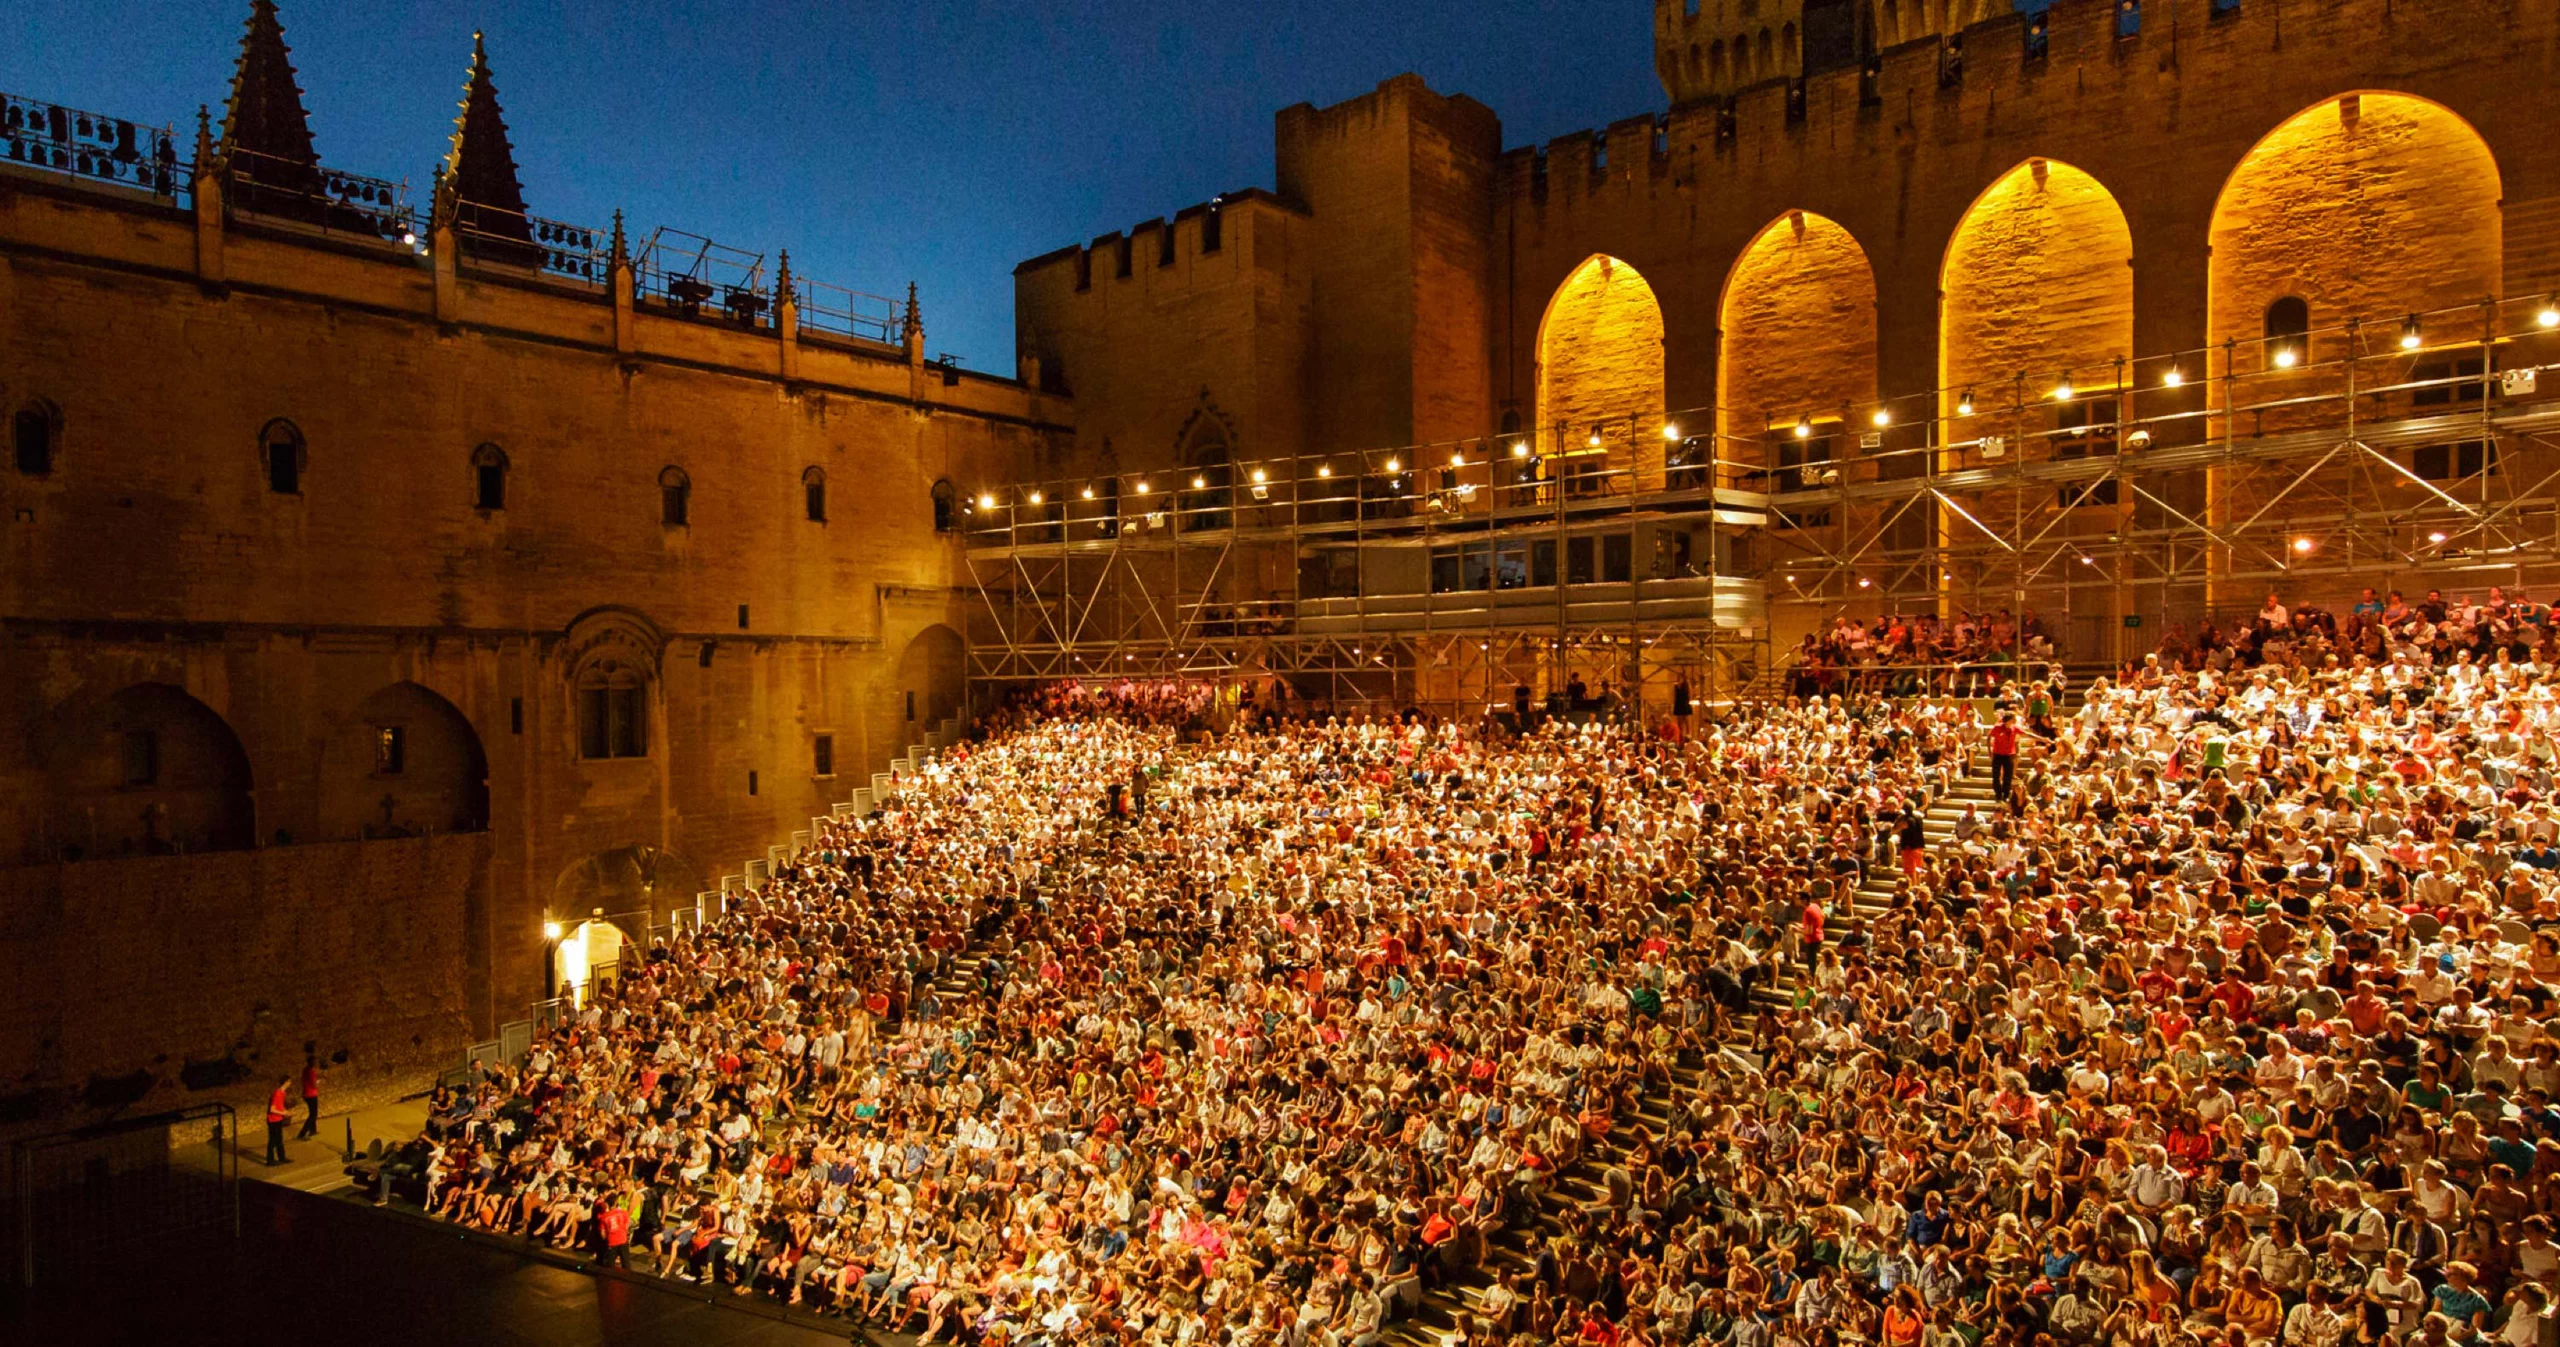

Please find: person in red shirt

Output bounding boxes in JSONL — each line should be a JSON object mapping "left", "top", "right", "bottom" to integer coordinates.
{"left": 296, "top": 1051, "right": 323, "bottom": 1140}
{"left": 265, "top": 1077, "right": 293, "bottom": 1166}
{"left": 1989, "top": 713, "right": 2021, "bottom": 799}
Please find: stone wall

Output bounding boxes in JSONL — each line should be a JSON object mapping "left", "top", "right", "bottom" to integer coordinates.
{"left": 0, "top": 833, "right": 489, "bottom": 1132}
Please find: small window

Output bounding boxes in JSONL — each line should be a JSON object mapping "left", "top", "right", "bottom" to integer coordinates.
{"left": 2263, "top": 296, "right": 2310, "bottom": 367}
{"left": 375, "top": 725, "right": 407, "bottom": 775}
{"left": 905, "top": 689, "right": 917, "bottom": 722}
{"left": 813, "top": 734, "right": 834, "bottom": 778}
{"left": 659, "top": 466, "right": 691, "bottom": 528}
{"left": 262, "top": 419, "right": 305, "bottom": 495}
{"left": 803, "top": 466, "right": 827, "bottom": 523}
{"left": 14, "top": 403, "right": 57, "bottom": 475}
{"left": 509, "top": 697, "right": 523, "bottom": 735}
{"left": 931, "top": 478, "right": 959, "bottom": 533}
{"left": 472, "top": 444, "right": 508, "bottom": 511}
{"left": 577, "top": 664, "right": 648, "bottom": 759}
{"left": 122, "top": 729, "right": 159, "bottom": 787}
{"left": 747, "top": 770, "right": 759, "bottom": 797}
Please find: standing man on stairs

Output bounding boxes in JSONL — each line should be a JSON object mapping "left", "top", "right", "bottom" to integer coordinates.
{"left": 1989, "top": 712, "right": 2021, "bottom": 801}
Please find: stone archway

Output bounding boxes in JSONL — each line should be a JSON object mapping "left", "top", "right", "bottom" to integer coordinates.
{"left": 44, "top": 682, "right": 255, "bottom": 861}
{"left": 1536, "top": 254, "right": 1668, "bottom": 491}
{"left": 320, "top": 682, "right": 490, "bottom": 840}
{"left": 895, "top": 623, "right": 967, "bottom": 736}
{"left": 1719, "top": 210, "right": 1879, "bottom": 448}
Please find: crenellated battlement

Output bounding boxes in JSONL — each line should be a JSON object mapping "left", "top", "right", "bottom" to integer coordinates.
{"left": 1011, "top": 187, "right": 1303, "bottom": 294}
{"left": 1525, "top": 0, "right": 2499, "bottom": 217}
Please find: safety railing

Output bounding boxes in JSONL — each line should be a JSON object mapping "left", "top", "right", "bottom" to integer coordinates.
{"left": 794, "top": 275, "right": 901, "bottom": 345}
{"left": 447, "top": 198, "right": 609, "bottom": 286}
{"left": 633, "top": 225, "right": 774, "bottom": 326}
{"left": 0, "top": 92, "right": 184, "bottom": 201}
{"left": 221, "top": 144, "right": 415, "bottom": 242}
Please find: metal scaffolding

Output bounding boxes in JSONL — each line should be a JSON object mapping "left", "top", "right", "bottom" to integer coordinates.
{"left": 961, "top": 292, "right": 2560, "bottom": 705}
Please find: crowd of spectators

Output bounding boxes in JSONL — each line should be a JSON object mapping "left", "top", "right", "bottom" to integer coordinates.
{"left": 2152, "top": 589, "right": 2556, "bottom": 681}
{"left": 1790, "top": 609, "right": 2057, "bottom": 697}
{"left": 393, "top": 616, "right": 2560, "bottom": 1347}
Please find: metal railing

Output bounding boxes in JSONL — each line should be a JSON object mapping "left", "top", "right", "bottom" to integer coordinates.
{"left": 7, "top": 1103, "right": 238, "bottom": 1289}
{"left": 0, "top": 93, "right": 183, "bottom": 200}
{"left": 222, "top": 144, "right": 414, "bottom": 242}
{"left": 795, "top": 275, "right": 901, "bottom": 345}
{"left": 634, "top": 225, "right": 774, "bottom": 325}
{"left": 1783, "top": 658, "right": 2060, "bottom": 700}
{"left": 448, "top": 198, "right": 609, "bottom": 286}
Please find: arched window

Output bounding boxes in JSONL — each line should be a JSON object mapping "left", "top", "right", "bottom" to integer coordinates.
{"left": 472, "top": 443, "right": 508, "bottom": 511}
{"left": 930, "top": 478, "right": 958, "bottom": 533}
{"left": 2263, "top": 296, "right": 2310, "bottom": 367}
{"left": 261, "top": 418, "right": 305, "bottom": 495}
{"left": 658, "top": 466, "right": 691, "bottom": 527}
{"left": 576, "top": 661, "right": 648, "bottom": 760}
{"left": 802, "top": 466, "right": 827, "bottom": 523}
{"left": 14, "top": 401, "right": 58, "bottom": 476}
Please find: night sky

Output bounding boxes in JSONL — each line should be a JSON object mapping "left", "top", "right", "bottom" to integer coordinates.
{"left": 6, "top": 1, "right": 1670, "bottom": 372}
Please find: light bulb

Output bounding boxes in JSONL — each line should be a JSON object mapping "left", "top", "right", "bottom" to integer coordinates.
{"left": 1450, "top": 452, "right": 1466, "bottom": 468}
{"left": 2292, "top": 537, "right": 2315, "bottom": 554}
{"left": 2161, "top": 367, "right": 2184, "bottom": 388}
{"left": 977, "top": 493, "right": 996, "bottom": 510}
{"left": 1134, "top": 481, "right": 1150, "bottom": 494}
{"left": 2053, "top": 379, "right": 2075, "bottom": 401}
{"left": 1510, "top": 440, "right": 1529, "bottom": 459}
{"left": 1191, "top": 475, "right": 1206, "bottom": 490}
{"left": 1956, "top": 390, "right": 1976, "bottom": 416}
{"left": 2540, "top": 298, "right": 2559, "bottom": 329}
{"left": 1081, "top": 486, "right": 1094, "bottom": 500}
{"left": 2398, "top": 315, "right": 2422, "bottom": 350}
{"left": 1251, "top": 468, "right": 1267, "bottom": 484}
{"left": 1028, "top": 491, "right": 1043, "bottom": 505}
{"left": 1661, "top": 423, "right": 1681, "bottom": 441}
{"left": 2273, "top": 346, "right": 2299, "bottom": 369}
{"left": 1793, "top": 417, "right": 1812, "bottom": 439}
{"left": 1383, "top": 457, "right": 1399, "bottom": 473}
{"left": 1318, "top": 465, "right": 1332, "bottom": 478}
{"left": 1870, "top": 408, "right": 1892, "bottom": 428}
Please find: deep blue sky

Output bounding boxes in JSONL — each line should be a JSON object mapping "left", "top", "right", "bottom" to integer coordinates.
{"left": 6, "top": 2, "right": 1669, "bottom": 371}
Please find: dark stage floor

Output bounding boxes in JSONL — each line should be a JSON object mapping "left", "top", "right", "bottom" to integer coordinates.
{"left": 5, "top": 1181, "right": 852, "bottom": 1347}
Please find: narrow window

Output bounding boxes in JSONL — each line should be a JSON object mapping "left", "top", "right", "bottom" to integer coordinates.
{"left": 1200, "top": 202, "right": 1222, "bottom": 254}
{"left": 813, "top": 734, "right": 834, "bottom": 778}
{"left": 577, "top": 665, "right": 648, "bottom": 759}
{"left": 747, "top": 770, "right": 759, "bottom": 797}
{"left": 803, "top": 466, "right": 827, "bottom": 523}
{"left": 122, "top": 729, "right": 160, "bottom": 786}
{"left": 659, "top": 466, "right": 690, "bottom": 527}
{"left": 931, "top": 478, "right": 959, "bottom": 533}
{"left": 473, "top": 444, "right": 508, "bottom": 510}
{"left": 509, "top": 697, "right": 523, "bottom": 735}
{"left": 13, "top": 405, "right": 55, "bottom": 475}
{"left": 2263, "top": 296, "right": 2310, "bottom": 367}
{"left": 375, "top": 725, "right": 406, "bottom": 775}
{"left": 262, "top": 419, "right": 304, "bottom": 495}
{"left": 905, "top": 690, "right": 917, "bottom": 722}
{"left": 737, "top": 604, "right": 751, "bottom": 629}
{"left": 698, "top": 642, "right": 715, "bottom": 668}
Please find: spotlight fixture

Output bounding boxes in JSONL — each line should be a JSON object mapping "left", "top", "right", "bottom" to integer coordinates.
{"left": 1661, "top": 422, "right": 1681, "bottom": 441}
{"left": 1449, "top": 451, "right": 1466, "bottom": 468}
{"left": 1955, "top": 389, "right": 1976, "bottom": 417}
{"left": 1856, "top": 577, "right": 1871, "bottom": 588}
{"left": 1587, "top": 429, "right": 1604, "bottom": 449}
{"left": 2541, "top": 297, "right": 2559, "bottom": 329}
{"left": 1383, "top": 457, "right": 1399, "bottom": 473}
{"left": 1250, "top": 468, "right": 1268, "bottom": 484}
{"left": 2078, "top": 555, "right": 2095, "bottom": 566}
{"left": 1510, "top": 440, "right": 1530, "bottom": 459}
{"left": 2161, "top": 367, "right": 2185, "bottom": 388}
{"left": 1081, "top": 486, "right": 1095, "bottom": 500}
{"left": 2399, "top": 315, "right": 2423, "bottom": 350}
{"left": 2272, "top": 345, "right": 2299, "bottom": 369}
{"left": 1793, "top": 416, "right": 1813, "bottom": 439}
{"left": 977, "top": 493, "right": 996, "bottom": 510}
{"left": 1317, "top": 465, "right": 1333, "bottom": 478}
{"left": 1134, "top": 481, "right": 1150, "bottom": 494}
{"left": 2052, "top": 377, "right": 2075, "bottom": 401}
{"left": 1028, "top": 490, "right": 1043, "bottom": 505}
{"left": 542, "top": 920, "right": 563, "bottom": 941}
{"left": 2292, "top": 537, "right": 2315, "bottom": 554}
{"left": 1870, "top": 407, "right": 1892, "bottom": 428}
{"left": 2427, "top": 531, "right": 2448, "bottom": 544}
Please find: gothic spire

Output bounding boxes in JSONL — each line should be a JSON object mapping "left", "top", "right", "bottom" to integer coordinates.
{"left": 220, "top": 0, "right": 320, "bottom": 174}
{"left": 445, "top": 32, "right": 530, "bottom": 223}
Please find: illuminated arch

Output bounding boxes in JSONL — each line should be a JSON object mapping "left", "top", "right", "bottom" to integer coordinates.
{"left": 1535, "top": 254, "right": 1667, "bottom": 489}
{"left": 1939, "top": 158, "right": 2135, "bottom": 426}
{"left": 2207, "top": 92, "right": 2501, "bottom": 374}
{"left": 1719, "top": 210, "right": 1878, "bottom": 447}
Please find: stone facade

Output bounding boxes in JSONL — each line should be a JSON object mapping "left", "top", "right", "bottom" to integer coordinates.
{"left": 0, "top": 90, "right": 1065, "bottom": 1127}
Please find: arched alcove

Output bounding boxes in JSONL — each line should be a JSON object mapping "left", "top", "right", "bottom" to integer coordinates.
{"left": 48, "top": 683, "right": 255, "bottom": 861}
{"left": 1536, "top": 254, "right": 1668, "bottom": 493}
{"left": 1719, "top": 210, "right": 1879, "bottom": 448}
{"left": 1940, "top": 158, "right": 2135, "bottom": 439}
{"left": 895, "top": 624, "right": 967, "bottom": 734}
{"left": 319, "top": 682, "right": 490, "bottom": 840}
